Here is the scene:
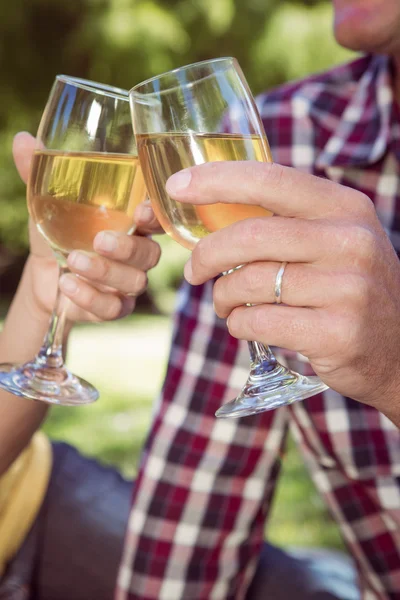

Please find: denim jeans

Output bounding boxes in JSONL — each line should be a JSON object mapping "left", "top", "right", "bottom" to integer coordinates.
{"left": 0, "top": 443, "right": 359, "bottom": 599}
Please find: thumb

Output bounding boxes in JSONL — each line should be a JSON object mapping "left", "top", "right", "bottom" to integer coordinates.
{"left": 12, "top": 132, "right": 37, "bottom": 184}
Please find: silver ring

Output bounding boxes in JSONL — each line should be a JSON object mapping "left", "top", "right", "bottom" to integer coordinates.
{"left": 274, "top": 262, "right": 287, "bottom": 304}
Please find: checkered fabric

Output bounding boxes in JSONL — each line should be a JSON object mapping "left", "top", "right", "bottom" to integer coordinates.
{"left": 116, "top": 54, "right": 400, "bottom": 600}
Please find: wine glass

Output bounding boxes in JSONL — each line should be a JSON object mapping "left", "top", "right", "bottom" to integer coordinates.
{"left": 0, "top": 76, "right": 146, "bottom": 406}
{"left": 129, "top": 57, "right": 328, "bottom": 418}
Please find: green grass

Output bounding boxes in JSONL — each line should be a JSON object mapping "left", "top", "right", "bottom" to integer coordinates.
{"left": 268, "top": 438, "right": 345, "bottom": 550}
{"left": 42, "top": 391, "right": 152, "bottom": 477}
{"left": 41, "top": 314, "right": 345, "bottom": 552}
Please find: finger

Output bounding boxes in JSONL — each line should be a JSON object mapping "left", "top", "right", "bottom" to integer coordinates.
{"left": 134, "top": 201, "right": 165, "bottom": 235}
{"left": 186, "top": 217, "right": 336, "bottom": 284}
{"left": 166, "top": 161, "right": 374, "bottom": 220}
{"left": 59, "top": 274, "right": 135, "bottom": 320}
{"left": 226, "top": 303, "right": 340, "bottom": 360}
{"left": 13, "top": 132, "right": 36, "bottom": 184}
{"left": 93, "top": 230, "right": 161, "bottom": 270}
{"left": 213, "top": 262, "right": 340, "bottom": 317}
{"left": 67, "top": 251, "right": 149, "bottom": 296}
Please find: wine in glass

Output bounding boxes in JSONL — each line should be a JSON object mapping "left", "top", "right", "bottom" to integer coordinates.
{"left": 129, "top": 58, "right": 328, "bottom": 418}
{"left": 0, "top": 76, "right": 146, "bottom": 406}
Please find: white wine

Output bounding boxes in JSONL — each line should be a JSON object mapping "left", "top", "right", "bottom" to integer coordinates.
{"left": 136, "top": 133, "right": 273, "bottom": 250}
{"left": 28, "top": 150, "right": 146, "bottom": 255}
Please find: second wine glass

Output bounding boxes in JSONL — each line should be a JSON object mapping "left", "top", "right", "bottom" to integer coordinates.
{"left": 0, "top": 76, "right": 146, "bottom": 406}
{"left": 129, "top": 57, "right": 328, "bottom": 418}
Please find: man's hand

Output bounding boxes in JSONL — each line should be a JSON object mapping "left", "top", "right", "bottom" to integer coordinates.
{"left": 13, "top": 132, "right": 162, "bottom": 324}
{"left": 166, "top": 161, "right": 400, "bottom": 423}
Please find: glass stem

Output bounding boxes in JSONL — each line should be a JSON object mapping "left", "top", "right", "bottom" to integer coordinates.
{"left": 36, "top": 265, "right": 69, "bottom": 369}
{"left": 247, "top": 341, "right": 278, "bottom": 373}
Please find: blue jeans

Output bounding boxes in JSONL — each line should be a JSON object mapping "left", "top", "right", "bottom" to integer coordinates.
{"left": 0, "top": 443, "right": 359, "bottom": 599}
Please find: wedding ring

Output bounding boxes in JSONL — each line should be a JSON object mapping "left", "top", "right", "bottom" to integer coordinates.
{"left": 274, "top": 262, "right": 288, "bottom": 304}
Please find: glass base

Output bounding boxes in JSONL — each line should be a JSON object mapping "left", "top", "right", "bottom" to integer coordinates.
{"left": 0, "top": 361, "right": 99, "bottom": 406}
{"left": 215, "top": 363, "right": 328, "bottom": 418}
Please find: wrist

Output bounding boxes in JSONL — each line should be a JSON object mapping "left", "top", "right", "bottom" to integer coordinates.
{"left": 0, "top": 256, "right": 72, "bottom": 364}
{"left": 25, "top": 255, "right": 74, "bottom": 338}
{"left": 23, "top": 254, "right": 54, "bottom": 319}
{"left": 24, "top": 255, "right": 71, "bottom": 325}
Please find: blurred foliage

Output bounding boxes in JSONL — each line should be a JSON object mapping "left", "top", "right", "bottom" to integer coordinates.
{"left": 0, "top": 0, "right": 353, "bottom": 296}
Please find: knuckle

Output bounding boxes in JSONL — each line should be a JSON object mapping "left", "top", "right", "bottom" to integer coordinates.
{"left": 212, "top": 277, "right": 224, "bottom": 309}
{"left": 96, "top": 256, "right": 111, "bottom": 280}
{"left": 352, "top": 225, "right": 377, "bottom": 260}
{"left": 354, "top": 192, "right": 376, "bottom": 219}
{"left": 118, "top": 296, "right": 136, "bottom": 319}
{"left": 249, "top": 305, "right": 269, "bottom": 338}
{"left": 266, "top": 162, "right": 285, "bottom": 188}
{"left": 196, "top": 162, "right": 223, "bottom": 192}
{"left": 123, "top": 235, "right": 138, "bottom": 260}
{"left": 242, "top": 218, "right": 267, "bottom": 246}
{"left": 237, "top": 162, "right": 284, "bottom": 205}
{"left": 147, "top": 241, "right": 161, "bottom": 268}
{"left": 191, "top": 238, "right": 209, "bottom": 272}
{"left": 339, "top": 223, "right": 377, "bottom": 262}
{"left": 226, "top": 307, "right": 242, "bottom": 336}
{"left": 242, "top": 263, "right": 265, "bottom": 294}
{"left": 104, "top": 296, "right": 122, "bottom": 321}
{"left": 212, "top": 278, "right": 230, "bottom": 317}
{"left": 82, "top": 286, "right": 97, "bottom": 311}
{"left": 342, "top": 273, "right": 370, "bottom": 306}
{"left": 205, "top": 161, "right": 223, "bottom": 183}
{"left": 252, "top": 161, "right": 284, "bottom": 191}
{"left": 134, "top": 271, "right": 148, "bottom": 295}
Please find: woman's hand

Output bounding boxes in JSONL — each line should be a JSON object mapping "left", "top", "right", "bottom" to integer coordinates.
{"left": 13, "top": 132, "right": 162, "bottom": 324}
{"left": 166, "top": 161, "right": 400, "bottom": 424}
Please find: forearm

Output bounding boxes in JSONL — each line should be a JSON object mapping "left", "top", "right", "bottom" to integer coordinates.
{"left": 0, "top": 256, "right": 70, "bottom": 474}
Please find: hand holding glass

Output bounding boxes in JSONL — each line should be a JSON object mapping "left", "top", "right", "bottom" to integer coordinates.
{"left": 130, "top": 58, "right": 328, "bottom": 418}
{"left": 0, "top": 76, "right": 146, "bottom": 405}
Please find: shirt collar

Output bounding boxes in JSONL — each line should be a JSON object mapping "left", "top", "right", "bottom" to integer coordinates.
{"left": 315, "top": 54, "right": 393, "bottom": 169}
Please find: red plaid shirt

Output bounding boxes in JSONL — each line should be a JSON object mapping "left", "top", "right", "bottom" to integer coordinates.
{"left": 116, "top": 54, "right": 400, "bottom": 600}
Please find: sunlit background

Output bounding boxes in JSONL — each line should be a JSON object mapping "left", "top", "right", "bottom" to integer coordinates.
{"left": 0, "top": 0, "right": 355, "bottom": 551}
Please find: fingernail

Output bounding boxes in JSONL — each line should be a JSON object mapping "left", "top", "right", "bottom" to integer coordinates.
{"left": 166, "top": 170, "right": 192, "bottom": 196}
{"left": 69, "top": 251, "right": 92, "bottom": 271}
{"left": 96, "top": 231, "right": 118, "bottom": 252}
{"left": 184, "top": 258, "right": 193, "bottom": 282}
{"left": 59, "top": 274, "right": 78, "bottom": 295}
{"left": 136, "top": 203, "right": 154, "bottom": 224}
